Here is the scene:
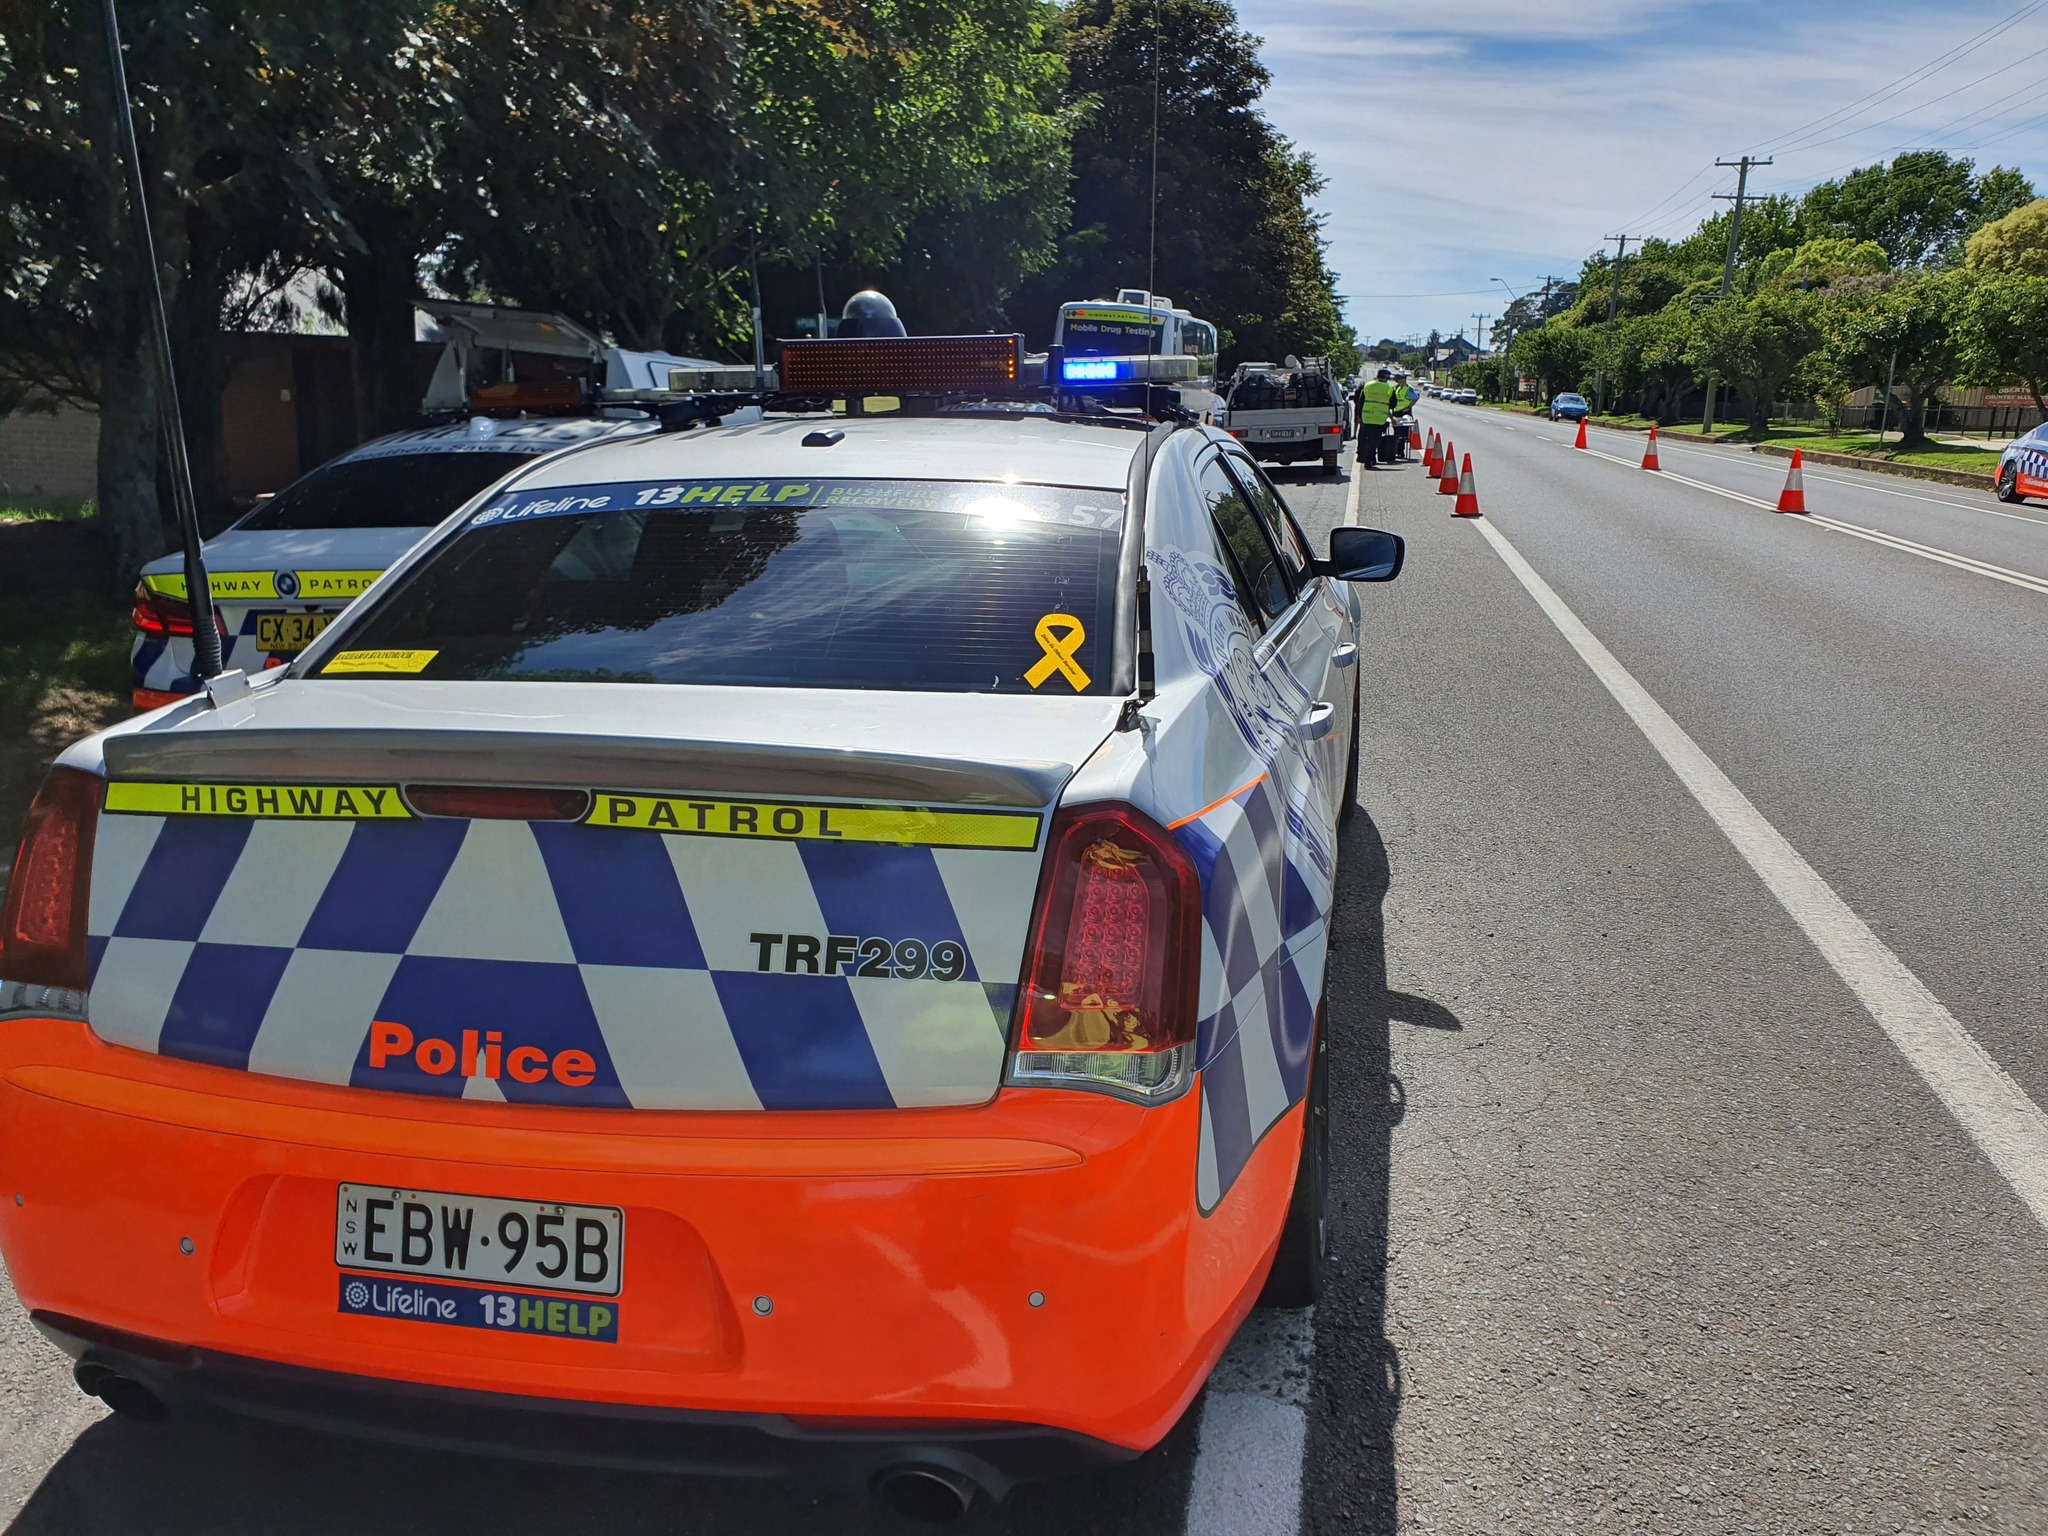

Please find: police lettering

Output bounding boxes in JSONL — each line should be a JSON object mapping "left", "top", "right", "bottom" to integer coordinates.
{"left": 368, "top": 1021, "right": 597, "bottom": 1087}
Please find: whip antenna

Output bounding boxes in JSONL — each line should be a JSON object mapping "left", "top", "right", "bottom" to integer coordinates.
{"left": 1146, "top": 0, "right": 1161, "bottom": 356}
{"left": 100, "top": 0, "right": 220, "bottom": 680}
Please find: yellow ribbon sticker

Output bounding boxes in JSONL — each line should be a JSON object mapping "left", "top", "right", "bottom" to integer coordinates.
{"left": 1024, "top": 613, "right": 1091, "bottom": 692}
{"left": 322, "top": 649, "right": 439, "bottom": 675}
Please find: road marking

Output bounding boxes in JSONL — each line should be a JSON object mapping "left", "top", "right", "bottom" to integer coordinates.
{"left": 1343, "top": 461, "right": 1362, "bottom": 526}
{"left": 1467, "top": 513, "right": 2048, "bottom": 1232}
{"left": 1554, "top": 438, "right": 2048, "bottom": 593}
{"left": 1185, "top": 1310, "right": 1315, "bottom": 1536}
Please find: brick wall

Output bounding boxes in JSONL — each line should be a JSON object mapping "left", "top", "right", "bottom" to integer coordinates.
{"left": 0, "top": 404, "right": 99, "bottom": 504}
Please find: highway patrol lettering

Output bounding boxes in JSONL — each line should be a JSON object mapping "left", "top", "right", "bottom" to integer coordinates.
{"left": 587, "top": 793, "right": 1039, "bottom": 850}
{"left": 103, "top": 781, "right": 412, "bottom": 819}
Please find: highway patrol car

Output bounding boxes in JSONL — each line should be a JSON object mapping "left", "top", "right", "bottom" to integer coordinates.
{"left": 1, "top": 335, "right": 1400, "bottom": 1516}
{"left": 1997, "top": 420, "right": 2048, "bottom": 505}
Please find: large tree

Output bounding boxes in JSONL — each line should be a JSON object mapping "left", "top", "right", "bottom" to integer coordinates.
{"left": 1825, "top": 271, "right": 1968, "bottom": 447}
{"left": 1800, "top": 152, "right": 2034, "bottom": 269}
{"left": 1958, "top": 271, "right": 2048, "bottom": 416}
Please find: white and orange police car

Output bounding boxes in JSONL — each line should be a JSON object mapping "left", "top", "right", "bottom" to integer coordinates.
{"left": 0, "top": 334, "right": 1400, "bottom": 1516}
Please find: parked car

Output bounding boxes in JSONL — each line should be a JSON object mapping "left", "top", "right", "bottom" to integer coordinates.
{"left": 1996, "top": 422, "right": 2048, "bottom": 505}
{"left": 1217, "top": 358, "right": 1349, "bottom": 474}
{"left": 1550, "top": 392, "right": 1590, "bottom": 422}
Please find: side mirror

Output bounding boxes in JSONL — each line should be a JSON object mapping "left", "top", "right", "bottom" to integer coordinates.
{"left": 1321, "top": 526, "right": 1403, "bottom": 582}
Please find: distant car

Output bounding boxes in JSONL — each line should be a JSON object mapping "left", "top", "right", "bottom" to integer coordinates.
{"left": 1996, "top": 422, "right": 2048, "bottom": 504}
{"left": 1550, "top": 393, "right": 1589, "bottom": 422}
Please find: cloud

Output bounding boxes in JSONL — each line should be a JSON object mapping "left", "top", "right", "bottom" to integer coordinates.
{"left": 1234, "top": 0, "right": 2048, "bottom": 342}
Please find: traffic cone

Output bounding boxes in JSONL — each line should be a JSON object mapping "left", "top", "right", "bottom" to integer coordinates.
{"left": 1424, "top": 430, "right": 1441, "bottom": 476}
{"left": 1452, "top": 454, "right": 1481, "bottom": 517}
{"left": 1641, "top": 425, "right": 1661, "bottom": 471}
{"left": 1409, "top": 421, "right": 1423, "bottom": 452}
{"left": 1437, "top": 440, "right": 1460, "bottom": 494}
{"left": 1573, "top": 418, "right": 1588, "bottom": 450}
{"left": 1776, "top": 449, "right": 1807, "bottom": 513}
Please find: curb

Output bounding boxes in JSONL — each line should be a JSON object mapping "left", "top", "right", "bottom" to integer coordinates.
{"left": 1747, "top": 443, "right": 1995, "bottom": 490}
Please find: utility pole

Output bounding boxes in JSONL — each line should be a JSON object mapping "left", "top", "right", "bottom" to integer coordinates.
{"left": 1703, "top": 155, "right": 1770, "bottom": 433}
{"left": 1594, "top": 233, "right": 1630, "bottom": 416}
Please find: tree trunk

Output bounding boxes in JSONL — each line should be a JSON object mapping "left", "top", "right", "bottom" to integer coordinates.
{"left": 342, "top": 236, "right": 423, "bottom": 442}
{"left": 1898, "top": 381, "right": 1930, "bottom": 448}
{"left": 95, "top": 348, "right": 165, "bottom": 591}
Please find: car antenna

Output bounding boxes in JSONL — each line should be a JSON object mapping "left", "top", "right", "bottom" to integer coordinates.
{"left": 101, "top": 0, "right": 221, "bottom": 681}
{"left": 1145, "top": 0, "right": 1162, "bottom": 364}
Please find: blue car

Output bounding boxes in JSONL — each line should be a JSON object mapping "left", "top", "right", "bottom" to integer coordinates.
{"left": 1550, "top": 392, "right": 1590, "bottom": 422}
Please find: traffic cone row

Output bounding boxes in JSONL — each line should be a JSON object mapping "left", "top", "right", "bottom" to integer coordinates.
{"left": 1776, "top": 449, "right": 1807, "bottom": 513}
{"left": 1641, "top": 425, "right": 1660, "bottom": 472}
{"left": 1452, "top": 454, "right": 1480, "bottom": 517}
{"left": 1436, "top": 441, "right": 1460, "bottom": 495}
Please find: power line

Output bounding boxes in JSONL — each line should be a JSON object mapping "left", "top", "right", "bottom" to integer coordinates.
{"left": 1770, "top": 47, "right": 2048, "bottom": 157}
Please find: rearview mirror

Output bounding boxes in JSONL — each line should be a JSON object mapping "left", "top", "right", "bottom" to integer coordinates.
{"left": 1321, "top": 526, "right": 1403, "bottom": 582}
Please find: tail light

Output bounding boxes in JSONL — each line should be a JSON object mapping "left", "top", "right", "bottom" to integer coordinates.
{"left": 131, "top": 582, "right": 226, "bottom": 640}
{"left": 0, "top": 767, "right": 102, "bottom": 990}
{"left": 1007, "top": 803, "right": 1201, "bottom": 1103}
{"left": 405, "top": 785, "right": 591, "bottom": 821}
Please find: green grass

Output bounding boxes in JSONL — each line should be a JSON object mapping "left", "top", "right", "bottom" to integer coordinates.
{"left": 0, "top": 497, "right": 97, "bottom": 524}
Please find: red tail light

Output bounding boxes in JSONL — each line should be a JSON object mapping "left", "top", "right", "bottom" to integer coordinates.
{"left": 131, "top": 582, "right": 225, "bottom": 641}
{"left": 0, "top": 767, "right": 101, "bottom": 990}
{"left": 405, "top": 785, "right": 592, "bottom": 821}
{"left": 1008, "top": 803, "right": 1201, "bottom": 1102}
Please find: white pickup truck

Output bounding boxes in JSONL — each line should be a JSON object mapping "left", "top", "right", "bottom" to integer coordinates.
{"left": 1216, "top": 359, "right": 1348, "bottom": 476}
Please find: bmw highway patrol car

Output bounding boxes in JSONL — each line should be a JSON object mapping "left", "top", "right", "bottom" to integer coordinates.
{"left": 1997, "top": 419, "right": 2048, "bottom": 505}
{"left": 1, "top": 335, "right": 1400, "bottom": 1510}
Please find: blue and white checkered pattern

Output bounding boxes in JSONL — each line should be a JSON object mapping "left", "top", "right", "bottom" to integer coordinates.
{"left": 2011, "top": 445, "right": 2048, "bottom": 493}
{"left": 85, "top": 811, "right": 1031, "bottom": 1111}
{"left": 1174, "top": 774, "right": 1328, "bottom": 1211}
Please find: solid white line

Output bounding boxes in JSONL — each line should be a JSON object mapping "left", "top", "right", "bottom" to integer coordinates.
{"left": 1468, "top": 514, "right": 2048, "bottom": 1231}
{"left": 1343, "top": 461, "right": 1362, "bottom": 527}
{"left": 1185, "top": 1310, "right": 1315, "bottom": 1536}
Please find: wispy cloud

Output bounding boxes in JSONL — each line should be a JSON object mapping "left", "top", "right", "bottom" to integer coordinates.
{"left": 1234, "top": 0, "right": 2048, "bottom": 342}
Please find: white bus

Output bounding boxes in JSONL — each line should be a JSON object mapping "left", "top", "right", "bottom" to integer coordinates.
{"left": 1053, "top": 290, "right": 1220, "bottom": 414}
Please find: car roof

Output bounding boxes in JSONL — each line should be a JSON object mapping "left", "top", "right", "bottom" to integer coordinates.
{"left": 511, "top": 412, "right": 1144, "bottom": 492}
{"left": 335, "top": 415, "right": 651, "bottom": 465}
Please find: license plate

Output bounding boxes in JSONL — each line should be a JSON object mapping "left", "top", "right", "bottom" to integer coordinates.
{"left": 256, "top": 611, "right": 334, "bottom": 653}
{"left": 335, "top": 1184, "right": 623, "bottom": 1297}
{"left": 1259, "top": 428, "right": 1304, "bottom": 440}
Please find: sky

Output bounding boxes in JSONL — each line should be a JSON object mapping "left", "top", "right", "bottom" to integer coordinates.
{"left": 1233, "top": 0, "right": 2048, "bottom": 348}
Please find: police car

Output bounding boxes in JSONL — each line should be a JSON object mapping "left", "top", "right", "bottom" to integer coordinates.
{"left": 1, "top": 334, "right": 1400, "bottom": 1517}
{"left": 1996, "top": 420, "right": 2048, "bottom": 505}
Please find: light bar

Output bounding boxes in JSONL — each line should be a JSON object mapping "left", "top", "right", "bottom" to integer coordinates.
{"left": 668, "top": 365, "right": 773, "bottom": 393}
{"left": 1058, "top": 354, "right": 1201, "bottom": 386}
{"left": 778, "top": 334, "right": 1022, "bottom": 396}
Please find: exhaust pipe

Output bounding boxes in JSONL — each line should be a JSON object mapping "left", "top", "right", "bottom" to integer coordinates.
{"left": 869, "top": 1462, "right": 980, "bottom": 1523}
{"left": 73, "top": 1360, "right": 168, "bottom": 1423}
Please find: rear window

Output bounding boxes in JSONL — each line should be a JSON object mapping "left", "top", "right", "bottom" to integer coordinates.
{"left": 1228, "top": 374, "right": 1336, "bottom": 412}
{"left": 315, "top": 478, "right": 1123, "bottom": 694}
{"left": 238, "top": 452, "right": 534, "bottom": 532}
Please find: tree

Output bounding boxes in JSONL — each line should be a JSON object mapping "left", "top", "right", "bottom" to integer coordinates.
{"left": 1800, "top": 152, "right": 2034, "bottom": 269}
{"left": 1013, "top": 0, "right": 1354, "bottom": 367}
{"left": 1686, "top": 290, "right": 1823, "bottom": 436}
{"left": 1509, "top": 322, "right": 1589, "bottom": 403}
{"left": 1965, "top": 198, "right": 2048, "bottom": 278}
{"left": 1825, "top": 271, "right": 1967, "bottom": 446}
{"left": 1958, "top": 271, "right": 2048, "bottom": 415}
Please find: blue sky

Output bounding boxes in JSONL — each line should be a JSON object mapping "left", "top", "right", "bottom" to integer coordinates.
{"left": 1233, "top": 0, "right": 2048, "bottom": 346}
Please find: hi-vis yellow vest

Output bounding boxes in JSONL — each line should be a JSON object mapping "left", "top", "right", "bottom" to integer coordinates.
{"left": 1358, "top": 380, "right": 1396, "bottom": 426}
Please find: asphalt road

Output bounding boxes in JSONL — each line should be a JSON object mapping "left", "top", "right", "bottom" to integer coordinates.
{"left": 3, "top": 418, "right": 2045, "bottom": 1533}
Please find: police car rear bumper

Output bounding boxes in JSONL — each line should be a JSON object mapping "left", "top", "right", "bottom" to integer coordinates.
{"left": 34, "top": 1310, "right": 1136, "bottom": 1488}
{"left": 0, "top": 1018, "right": 1296, "bottom": 1459}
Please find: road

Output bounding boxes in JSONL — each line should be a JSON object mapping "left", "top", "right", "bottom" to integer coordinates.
{"left": 3, "top": 414, "right": 2046, "bottom": 1533}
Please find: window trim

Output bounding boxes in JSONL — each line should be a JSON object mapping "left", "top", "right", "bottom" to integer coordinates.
{"left": 1218, "top": 449, "right": 1313, "bottom": 593}
{"left": 1196, "top": 448, "right": 1288, "bottom": 633}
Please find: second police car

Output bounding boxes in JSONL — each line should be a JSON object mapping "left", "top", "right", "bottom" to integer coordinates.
{"left": 0, "top": 334, "right": 1401, "bottom": 1516}
{"left": 1997, "top": 418, "right": 2048, "bottom": 505}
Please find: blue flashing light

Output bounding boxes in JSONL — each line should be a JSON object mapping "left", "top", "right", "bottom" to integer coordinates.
{"left": 1062, "top": 358, "right": 1122, "bottom": 382}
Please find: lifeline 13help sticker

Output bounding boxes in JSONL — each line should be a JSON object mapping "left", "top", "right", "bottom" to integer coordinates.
{"left": 338, "top": 1274, "right": 618, "bottom": 1342}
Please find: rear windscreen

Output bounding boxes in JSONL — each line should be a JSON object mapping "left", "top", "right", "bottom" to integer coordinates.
{"left": 238, "top": 452, "right": 535, "bottom": 531}
{"left": 1228, "top": 375, "right": 1336, "bottom": 412}
{"left": 314, "top": 478, "right": 1124, "bottom": 694}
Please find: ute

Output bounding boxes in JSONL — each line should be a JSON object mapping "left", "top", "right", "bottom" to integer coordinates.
{"left": 0, "top": 333, "right": 1401, "bottom": 1517}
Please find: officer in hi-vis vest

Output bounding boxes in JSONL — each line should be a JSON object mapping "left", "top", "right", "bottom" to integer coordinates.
{"left": 1355, "top": 368, "right": 1397, "bottom": 467}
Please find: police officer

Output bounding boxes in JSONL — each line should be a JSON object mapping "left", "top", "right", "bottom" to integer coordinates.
{"left": 1388, "top": 369, "right": 1419, "bottom": 462}
{"left": 1356, "top": 368, "right": 1397, "bottom": 466}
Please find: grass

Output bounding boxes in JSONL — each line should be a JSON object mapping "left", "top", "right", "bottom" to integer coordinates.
{"left": 1476, "top": 406, "right": 2005, "bottom": 473}
{"left": 0, "top": 497, "right": 97, "bottom": 524}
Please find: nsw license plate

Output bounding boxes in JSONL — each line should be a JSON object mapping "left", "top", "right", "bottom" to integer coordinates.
{"left": 1258, "top": 428, "right": 1304, "bottom": 440}
{"left": 256, "top": 611, "right": 334, "bottom": 653}
{"left": 335, "top": 1184, "right": 623, "bottom": 1297}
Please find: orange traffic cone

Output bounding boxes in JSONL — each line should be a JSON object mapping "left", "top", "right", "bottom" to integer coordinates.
{"left": 1452, "top": 454, "right": 1481, "bottom": 517}
{"left": 1641, "top": 425, "right": 1661, "bottom": 471}
{"left": 1408, "top": 421, "right": 1423, "bottom": 452}
{"left": 1573, "top": 418, "right": 1588, "bottom": 450}
{"left": 1776, "top": 449, "right": 1807, "bottom": 513}
{"left": 1437, "top": 440, "right": 1460, "bottom": 494}
{"left": 1423, "top": 430, "right": 1441, "bottom": 476}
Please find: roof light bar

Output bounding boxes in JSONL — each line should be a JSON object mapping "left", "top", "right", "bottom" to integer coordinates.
{"left": 778, "top": 334, "right": 1022, "bottom": 396}
{"left": 1058, "top": 353, "right": 1200, "bottom": 386}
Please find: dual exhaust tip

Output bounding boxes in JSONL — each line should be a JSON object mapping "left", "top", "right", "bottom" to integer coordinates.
{"left": 71, "top": 1361, "right": 988, "bottom": 1523}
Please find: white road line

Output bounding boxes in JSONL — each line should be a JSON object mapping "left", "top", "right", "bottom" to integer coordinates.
{"left": 1553, "top": 438, "right": 2048, "bottom": 593}
{"left": 1343, "top": 461, "right": 1362, "bottom": 527}
{"left": 1185, "top": 1310, "right": 1315, "bottom": 1536}
{"left": 1468, "top": 513, "right": 2048, "bottom": 1231}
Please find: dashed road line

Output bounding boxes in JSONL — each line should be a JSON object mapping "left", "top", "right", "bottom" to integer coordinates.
{"left": 1185, "top": 1310, "right": 1316, "bottom": 1536}
{"left": 1467, "top": 513, "right": 2048, "bottom": 1232}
